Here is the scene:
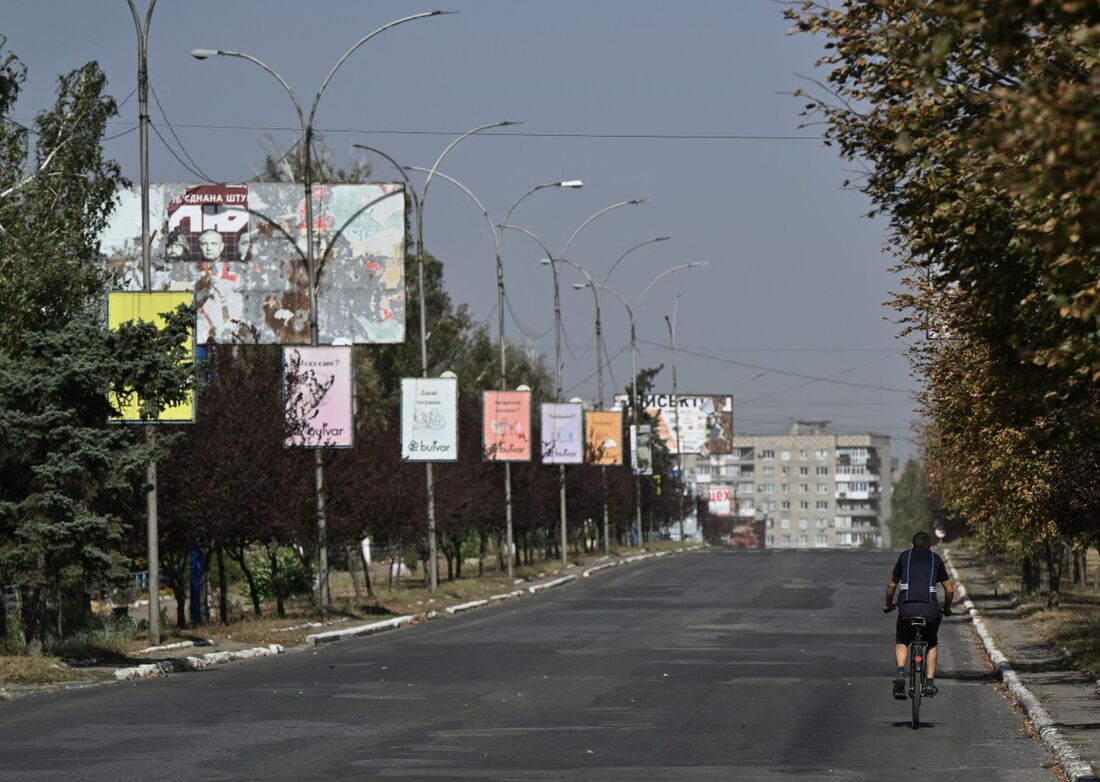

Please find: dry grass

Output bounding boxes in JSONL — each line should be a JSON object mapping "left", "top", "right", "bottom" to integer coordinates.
{"left": 0, "top": 655, "right": 112, "bottom": 686}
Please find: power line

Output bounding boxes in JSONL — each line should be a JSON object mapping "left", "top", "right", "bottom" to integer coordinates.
{"left": 17, "top": 118, "right": 824, "bottom": 142}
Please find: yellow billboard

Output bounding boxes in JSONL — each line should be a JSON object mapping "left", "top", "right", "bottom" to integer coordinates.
{"left": 108, "top": 291, "right": 195, "bottom": 422}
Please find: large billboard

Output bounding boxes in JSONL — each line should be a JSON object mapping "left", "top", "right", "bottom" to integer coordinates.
{"left": 614, "top": 394, "right": 733, "bottom": 455}
{"left": 107, "top": 291, "right": 195, "bottom": 423}
{"left": 283, "top": 346, "right": 353, "bottom": 448}
{"left": 708, "top": 484, "right": 732, "bottom": 517}
{"left": 585, "top": 411, "right": 623, "bottom": 466}
{"left": 540, "top": 403, "right": 584, "bottom": 464}
{"left": 401, "top": 378, "right": 458, "bottom": 462}
{"left": 483, "top": 391, "right": 531, "bottom": 461}
{"left": 101, "top": 183, "right": 406, "bottom": 345}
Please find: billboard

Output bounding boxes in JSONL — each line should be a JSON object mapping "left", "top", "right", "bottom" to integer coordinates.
{"left": 708, "top": 484, "right": 732, "bottom": 517}
{"left": 401, "top": 377, "right": 458, "bottom": 462}
{"left": 540, "top": 403, "right": 584, "bottom": 464}
{"left": 630, "top": 424, "right": 653, "bottom": 476}
{"left": 101, "top": 183, "right": 406, "bottom": 346}
{"left": 483, "top": 391, "right": 531, "bottom": 461}
{"left": 613, "top": 394, "right": 733, "bottom": 455}
{"left": 107, "top": 291, "right": 195, "bottom": 423}
{"left": 585, "top": 411, "right": 623, "bottom": 466}
{"left": 283, "top": 346, "right": 353, "bottom": 448}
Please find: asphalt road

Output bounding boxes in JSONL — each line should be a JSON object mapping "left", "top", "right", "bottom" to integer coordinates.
{"left": 0, "top": 549, "right": 1056, "bottom": 781}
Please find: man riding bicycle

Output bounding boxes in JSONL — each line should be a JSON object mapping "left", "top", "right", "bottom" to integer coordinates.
{"left": 883, "top": 531, "right": 955, "bottom": 698}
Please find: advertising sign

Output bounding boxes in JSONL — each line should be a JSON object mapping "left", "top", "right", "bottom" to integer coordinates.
{"left": 107, "top": 291, "right": 195, "bottom": 423}
{"left": 630, "top": 424, "right": 653, "bottom": 476}
{"left": 283, "top": 346, "right": 353, "bottom": 447}
{"left": 708, "top": 484, "right": 732, "bottom": 517}
{"left": 101, "top": 183, "right": 406, "bottom": 345}
{"left": 585, "top": 411, "right": 623, "bottom": 466}
{"left": 613, "top": 393, "right": 733, "bottom": 455}
{"left": 401, "top": 377, "right": 458, "bottom": 462}
{"left": 483, "top": 391, "right": 531, "bottom": 461}
{"left": 541, "top": 403, "right": 584, "bottom": 464}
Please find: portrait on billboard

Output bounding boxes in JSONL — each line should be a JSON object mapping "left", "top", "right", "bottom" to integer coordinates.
{"left": 101, "top": 183, "right": 406, "bottom": 346}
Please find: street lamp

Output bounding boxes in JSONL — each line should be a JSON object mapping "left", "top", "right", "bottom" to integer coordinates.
{"left": 665, "top": 295, "right": 685, "bottom": 544}
{"left": 585, "top": 262, "right": 707, "bottom": 547}
{"left": 403, "top": 167, "right": 581, "bottom": 578}
{"left": 192, "top": 10, "right": 449, "bottom": 613}
{"left": 501, "top": 198, "right": 643, "bottom": 565}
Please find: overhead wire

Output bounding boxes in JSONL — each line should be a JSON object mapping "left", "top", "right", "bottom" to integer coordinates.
{"left": 149, "top": 82, "right": 218, "bottom": 183}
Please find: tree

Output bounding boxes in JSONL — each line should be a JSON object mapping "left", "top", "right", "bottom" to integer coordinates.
{"left": 889, "top": 460, "right": 935, "bottom": 546}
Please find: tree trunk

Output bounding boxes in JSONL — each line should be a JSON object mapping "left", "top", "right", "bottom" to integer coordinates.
{"left": 358, "top": 545, "right": 374, "bottom": 599}
{"left": 1044, "top": 539, "right": 1062, "bottom": 608}
{"left": 478, "top": 532, "right": 486, "bottom": 577}
{"left": 0, "top": 584, "right": 7, "bottom": 655}
{"left": 346, "top": 544, "right": 363, "bottom": 600}
{"left": 229, "top": 547, "right": 262, "bottom": 618}
{"left": 21, "top": 584, "right": 46, "bottom": 656}
{"left": 1022, "top": 550, "right": 1041, "bottom": 596}
{"left": 169, "top": 573, "right": 187, "bottom": 630}
{"left": 269, "top": 547, "right": 286, "bottom": 618}
{"left": 215, "top": 546, "right": 229, "bottom": 625}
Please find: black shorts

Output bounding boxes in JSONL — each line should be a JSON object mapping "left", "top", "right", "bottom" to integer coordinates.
{"left": 895, "top": 602, "right": 942, "bottom": 648}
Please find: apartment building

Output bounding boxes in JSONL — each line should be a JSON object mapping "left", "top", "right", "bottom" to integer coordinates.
{"left": 685, "top": 421, "right": 893, "bottom": 549}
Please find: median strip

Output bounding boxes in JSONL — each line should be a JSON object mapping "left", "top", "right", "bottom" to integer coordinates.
{"left": 306, "top": 615, "right": 413, "bottom": 646}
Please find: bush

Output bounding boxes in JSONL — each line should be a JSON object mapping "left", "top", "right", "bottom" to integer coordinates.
{"left": 242, "top": 548, "right": 312, "bottom": 602}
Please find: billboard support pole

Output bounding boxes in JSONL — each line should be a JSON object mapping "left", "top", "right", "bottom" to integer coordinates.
{"left": 127, "top": 0, "right": 160, "bottom": 645}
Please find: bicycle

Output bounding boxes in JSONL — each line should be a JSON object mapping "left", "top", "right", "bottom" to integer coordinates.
{"left": 904, "top": 616, "right": 929, "bottom": 730}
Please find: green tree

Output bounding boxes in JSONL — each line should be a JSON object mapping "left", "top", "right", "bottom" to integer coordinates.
{"left": 889, "top": 459, "right": 934, "bottom": 546}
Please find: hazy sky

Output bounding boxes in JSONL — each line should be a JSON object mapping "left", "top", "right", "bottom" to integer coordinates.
{"left": 5, "top": 1, "right": 920, "bottom": 460}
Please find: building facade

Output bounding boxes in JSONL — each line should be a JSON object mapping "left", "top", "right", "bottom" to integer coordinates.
{"left": 685, "top": 421, "right": 893, "bottom": 549}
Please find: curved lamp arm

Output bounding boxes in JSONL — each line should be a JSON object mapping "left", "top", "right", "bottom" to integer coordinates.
{"left": 421, "top": 120, "right": 518, "bottom": 207}
{"left": 192, "top": 48, "right": 305, "bottom": 132}
{"left": 637, "top": 261, "right": 707, "bottom": 310}
{"left": 405, "top": 166, "right": 498, "bottom": 250}
{"left": 352, "top": 143, "right": 420, "bottom": 221}
{"left": 603, "top": 235, "right": 671, "bottom": 287}
{"left": 502, "top": 180, "right": 583, "bottom": 232}
{"left": 561, "top": 198, "right": 644, "bottom": 259}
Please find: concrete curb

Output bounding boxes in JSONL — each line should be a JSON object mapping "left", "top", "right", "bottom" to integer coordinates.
{"left": 137, "top": 639, "right": 212, "bottom": 654}
{"left": 446, "top": 599, "right": 489, "bottom": 615}
{"left": 115, "top": 644, "right": 285, "bottom": 681}
{"left": 489, "top": 589, "right": 525, "bottom": 601}
{"left": 945, "top": 550, "right": 1098, "bottom": 782}
{"left": 306, "top": 615, "right": 413, "bottom": 646}
{"left": 583, "top": 562, "right": 618, "bottom": 577}
{"left": 528, "top": 575, "right": 576, "bottom": 594}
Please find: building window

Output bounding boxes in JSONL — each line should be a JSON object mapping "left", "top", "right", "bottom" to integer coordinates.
{"left": 781, "top": 518, "right": 790, "bottom": 529}
{"left": 799, "top": 534, "right": 808, "bottom": 546}
{"left": 816, "top": 466, "right": 828, "bottom": 476}
{"left": 799, "top": 518, "right": 808, "bottom": 529}
{"left": 799, "top": 500, "right": 809, "bottom": 510}
{"left": 762, "top": 466, "right": 774, "bottom": 477}
{"left": 817, "top": 483, "right": 829, "bottom": 494}
{"left": 817, "top": 533, "right": 828, "bottom": 546}
{"left": 766, "top": 535, "right": 774, "bottom": 546}
{"left": 800, "top": 483, "right": 810, "bottom": 493}
{"left": 760, "top": 449, "right": 774, "bottom": 459}
{"left": 781, "top": 466, "right": 790, "bottom": 476}
{"left": 815, "top": 449, "right": 829, "bottom": 460}
{"left": 799, "top": 466, "right": 809, "bottom": 476}
{"left": 760, "top": 483, "right": 774, "bottom": 494}
{"left": 799, "top": 449, "right": 808, "bottom": 459}
{"left": 781, "top": 501, "right": 791, "bottom": 510}
{"left": 816, "top": 500, "right": 829, "bottom": 510}
{"left": 816, "top": 517, "right": 826, "bottom": 528}
{"left": 765, "top": 518, "right": 774, "bottom": 528}
{"left": 780, "top": 450, "right": 791, "bottom": 461}
{"left": 781, "top": 483, "right": 790, "bottom": 493}
{"left": 782, "top": 535, "right": 791, "bottom": 545}
{"left": 851, "top": 481, "right": 869, "bottom": 492}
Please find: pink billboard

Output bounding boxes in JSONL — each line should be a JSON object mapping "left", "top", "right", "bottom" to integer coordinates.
{"left": 283, "top": 346, "right": 354, "bottom": 448}
{"left": 483, "top": 391, "right": 531, "bottom": 461}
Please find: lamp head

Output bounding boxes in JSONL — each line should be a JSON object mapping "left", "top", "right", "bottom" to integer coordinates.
{"left": 628, "top": 198, "right": 646, "bottom": 205}
{"left": 516, "top": 384, "right": 532, "bottom": 392}
{"left": 190, "top": 49, "right": 219, "bottom": 60}
{"left": 568, "top": 396, "right": 584, "bottom": 405}
{"left": 439, "top": 370, "right": 458, "bottom": 379}
{"left": 539, "top": 258, "right": 552, "bottom": 266}
{"left": 688, "top": 261, "right": 709, "bottom": 269}
{"left": 559, "top": 180, "right": 584, "bottom": 189}
{"left": 654, "top": 235, "right": 671, "bottom": 242}
{"left": 571, "top": 283, "right": 587, "bottom": 290}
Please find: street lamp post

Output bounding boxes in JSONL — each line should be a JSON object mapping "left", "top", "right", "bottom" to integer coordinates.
{"left": 127, "top": 0, "right": 161, "bottom": 644}
{"left": 665, "top": 296, "right": 685, "bottom": 543}
{"left": 401, "top": 166, "right": 579, "bottom": 580}
{"left": 192, "top": 10, "right": 448, "bottom": 613}
{"left": 586, "top": 262, "right": 707, "bottom": 547}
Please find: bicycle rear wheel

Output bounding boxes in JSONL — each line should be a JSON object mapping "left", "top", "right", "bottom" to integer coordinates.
{"left": 911, "top": 670, "right": 921, "bottom": 729}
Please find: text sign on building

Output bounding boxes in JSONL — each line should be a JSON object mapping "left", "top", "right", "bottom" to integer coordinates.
{"left": 283, "top": 346, "right": 354, "bottom": 448}
{"left": 483, "top": 391, "right": 531, "bottom": 461}
{"left": 708, "top": 484, "right": 732, "bottom": 517}
{"left": 613, "top": 393, "right": 733, "bottom": 455}
{"left": 541, "top": 403, "right": 584, "bottom": 464}
{"left": 401, "top": 377, "right": 458, "bottom": 462}
{"left": 586, "top": 411, "right": 623, "bottom": 466}
{"left": 107, "top": 291, "right": 196, "bottom": 423}
{"left": 101, "top": 183, "right": 407, "bottom": 346}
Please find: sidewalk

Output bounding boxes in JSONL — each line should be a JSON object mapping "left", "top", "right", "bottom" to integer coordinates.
{"left": 948, "top": 547, "right": 1100, "bottom": 781}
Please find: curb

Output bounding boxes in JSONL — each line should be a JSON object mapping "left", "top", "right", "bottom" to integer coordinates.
{"left": 528, "top": 575, "right": 576, "bottom": 594}
{"left": 306, "top": 615, "right": 413, "bottom": 646}
{"left": 944, "top": 550, "right": 1098, "bottom": 782}
{"left": 115, "top": 644, "right": 285, "bottom": 681}
{"left": 446, "top": 599, "right": 489, "bottom": 615}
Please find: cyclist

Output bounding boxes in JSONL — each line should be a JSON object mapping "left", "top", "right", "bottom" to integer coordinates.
{"left": 883, "top": 531, "right": 955, "bottom": 698}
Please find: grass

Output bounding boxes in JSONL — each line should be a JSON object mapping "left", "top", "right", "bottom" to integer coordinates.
{"left": 0, "top": 655, "right": 113, "bottom": 686}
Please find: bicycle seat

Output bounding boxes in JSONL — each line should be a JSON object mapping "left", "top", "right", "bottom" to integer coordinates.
{"left": 906, "top": 616, "right": 928, "bottom": 627}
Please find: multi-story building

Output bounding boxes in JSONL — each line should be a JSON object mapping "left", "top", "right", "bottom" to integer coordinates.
{"left": 684, "top": 421, "right": 893, "bottom": 549}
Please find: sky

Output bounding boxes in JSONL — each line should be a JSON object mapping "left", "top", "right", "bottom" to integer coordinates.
{"left": 4, "top": 0, "right": 921, "bottom": 462}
